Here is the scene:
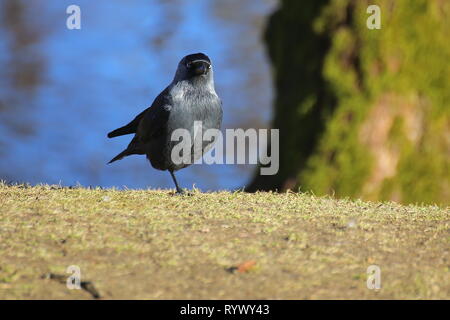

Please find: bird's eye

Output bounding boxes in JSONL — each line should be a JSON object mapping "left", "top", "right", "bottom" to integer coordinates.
{"left": 186, "top": 62, "right": 192, "bottom": 68}
{"left": 207, "top": 64, "right": 211, "bottom": 69}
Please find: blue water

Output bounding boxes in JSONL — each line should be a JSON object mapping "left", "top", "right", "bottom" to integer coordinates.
{"left": 0, "top": 0, "right": 276, "bottom": 191}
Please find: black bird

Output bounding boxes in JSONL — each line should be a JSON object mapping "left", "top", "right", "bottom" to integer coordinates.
{"left": 107, "top": 53, "right": 223, "bottom": 194}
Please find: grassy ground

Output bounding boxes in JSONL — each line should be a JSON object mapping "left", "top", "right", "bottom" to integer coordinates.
{"left": 0, "top": 183, "right": 448, "bottom": 299}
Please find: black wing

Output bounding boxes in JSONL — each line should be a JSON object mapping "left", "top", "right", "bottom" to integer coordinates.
{"left": 135, "top": 88, "right": 171, "bottom": 142}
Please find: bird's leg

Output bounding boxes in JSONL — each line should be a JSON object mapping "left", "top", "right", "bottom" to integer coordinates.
{"left": 169, "top": 170, "right": 184, "bottom": 194}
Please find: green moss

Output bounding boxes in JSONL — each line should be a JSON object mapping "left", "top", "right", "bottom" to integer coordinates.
{"left": 250, "top": 0, "right": 449, "bottom": 205}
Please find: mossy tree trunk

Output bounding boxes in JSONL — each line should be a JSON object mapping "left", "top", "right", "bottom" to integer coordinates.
{"left": 249, "top": 0, "right": 449, "bottom": 205}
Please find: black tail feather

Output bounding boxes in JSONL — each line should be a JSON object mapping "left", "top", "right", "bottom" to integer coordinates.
{"left": 108, "top": 149, "right": 131, "bottom": 164}
{"left": 107, "top": 126, "right": 134, "bottom": 138}
{"left": 107, "top": 108, "right": 148, "bottom": 138}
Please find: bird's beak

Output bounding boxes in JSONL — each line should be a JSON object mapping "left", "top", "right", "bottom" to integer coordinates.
{"left": 192, "top": 60, "right": 211, "bottom": 75}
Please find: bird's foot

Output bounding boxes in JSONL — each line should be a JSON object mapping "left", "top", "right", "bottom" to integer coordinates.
{"left": 172, "top": 188, "right": 193, "bottom": 196}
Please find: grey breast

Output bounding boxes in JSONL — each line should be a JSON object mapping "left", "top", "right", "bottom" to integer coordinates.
{"left": 166, "top": 84, "right": 222, "bottom": 167}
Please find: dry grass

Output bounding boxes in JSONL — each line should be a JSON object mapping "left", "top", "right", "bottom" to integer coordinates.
{"left": 0, "top": 182, "right": 448, "bottom": 299}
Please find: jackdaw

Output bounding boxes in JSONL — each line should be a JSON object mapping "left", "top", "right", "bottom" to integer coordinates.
{"left": 107, "top": 53, "right": 223, "bottom": 194}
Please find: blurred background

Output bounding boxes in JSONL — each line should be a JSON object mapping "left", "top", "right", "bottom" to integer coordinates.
{"left": 0, "top": 0, "right": 277, "bottom": 191}
{"left": 1, "top": 0, "right": 448, "bottom": 205}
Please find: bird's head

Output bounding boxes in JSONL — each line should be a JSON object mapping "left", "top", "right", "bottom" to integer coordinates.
{"left": 173, "top": 53, "right": 213, "bottom": 84}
